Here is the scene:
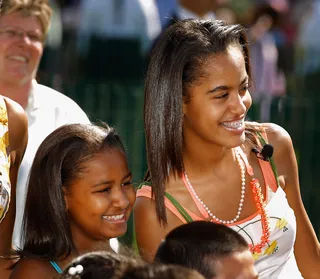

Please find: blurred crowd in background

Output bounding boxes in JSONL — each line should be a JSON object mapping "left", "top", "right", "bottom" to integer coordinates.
{"left": 37, "top": 0, "right": 320, "bottom": 233}
{"left": 40, "top": 0, "right": 320, "bottom": 103}
{"left": 39, "top": 0, "right": 320, "bottom": 135}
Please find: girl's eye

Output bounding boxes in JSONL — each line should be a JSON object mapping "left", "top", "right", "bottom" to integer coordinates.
{"left": 215, "top": 93, "right": 229, "bottom": 99}
{"left": 121, "top": 181, "right": 133, "bottom": 187}
{"left": 5, "top": 29, "right": 16, "bottom": 36}
{"left": 240, "top": 85, "right": 249, "bottom": 92}
{"left": 97, "top": 187, "right": 111, "bottom": 193}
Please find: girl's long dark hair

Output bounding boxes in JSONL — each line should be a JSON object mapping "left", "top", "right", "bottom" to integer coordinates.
{"left": 144, "top": 19, "right": 252, "bottom": 224}
{"left": 16, "top": 123, "right": 126, "bottom": 261}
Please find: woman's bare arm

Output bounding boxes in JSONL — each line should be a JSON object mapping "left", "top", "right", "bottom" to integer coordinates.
{"left": 0, "top": 97, "right": 28, "bottom": 279}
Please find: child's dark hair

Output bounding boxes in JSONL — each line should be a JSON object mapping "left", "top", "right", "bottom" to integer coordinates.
{"left": 16, "top": 123, "right": 126, "bottom": 261}
{"left": 154, "top": 221, "right": 249, "bottom": 279}
{"left": 60, "top": 251, "right": 138, "bottom": 279}
{"left": 144, "top": 19, "right": 252, "bottom": 224}
{"left": 114, "top": 263, "right": 205, "bottom": 279}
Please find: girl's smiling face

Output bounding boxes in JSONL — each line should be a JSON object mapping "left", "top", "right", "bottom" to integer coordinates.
{"left": 183, "top": 45, "right": 252, "bottom": 149}
{"left": 65, "top": 148, "right": 136, "bottom": 247}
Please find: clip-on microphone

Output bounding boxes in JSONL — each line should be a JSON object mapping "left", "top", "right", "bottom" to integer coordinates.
{"left": 252, "top": 144, "right": 274, "bottom": 161}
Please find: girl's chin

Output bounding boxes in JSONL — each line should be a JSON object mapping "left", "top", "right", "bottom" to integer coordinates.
{"left": 104, "top": 226, "right": 127, "bottom": 240}
{"left": 222, "top": 132, "right": 246, "bottom": 148}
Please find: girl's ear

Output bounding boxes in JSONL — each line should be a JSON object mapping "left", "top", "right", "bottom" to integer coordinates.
{"left": 182, "top": 94, "right": 190, "bottom": 115}
{"left": 183, "top": 101, "right": 187, "bottom": 115}
{"left": 183, "top": 95, "right": 189, "bottom": 115}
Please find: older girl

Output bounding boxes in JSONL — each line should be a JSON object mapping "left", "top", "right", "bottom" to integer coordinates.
{"left": 134, "top": 19, "right": 320, "bottom": 278}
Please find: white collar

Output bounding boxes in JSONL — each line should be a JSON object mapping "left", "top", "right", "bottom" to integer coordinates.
{"left": 177, "top": 4, "right": 216, "bottom": 20}
{"left": 25, "top": 80, "right": 40, "bottom": 114}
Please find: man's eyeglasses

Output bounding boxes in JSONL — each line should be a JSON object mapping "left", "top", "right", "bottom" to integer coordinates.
{"left": 0, "top": 27, "right": 44, "bottom": 43}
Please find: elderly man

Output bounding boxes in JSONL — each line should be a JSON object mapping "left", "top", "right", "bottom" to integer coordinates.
{"left": 0, "top": 0, "right": 90, "bottom": 249}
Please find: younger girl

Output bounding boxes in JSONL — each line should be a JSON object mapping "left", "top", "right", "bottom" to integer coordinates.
{"left": 10, "top": 123, "right": 136, "bottom": 278}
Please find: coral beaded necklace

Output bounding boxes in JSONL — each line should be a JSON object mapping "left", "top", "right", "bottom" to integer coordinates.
{"left": 182, "top": 147, "right": 271, "bottom": 253}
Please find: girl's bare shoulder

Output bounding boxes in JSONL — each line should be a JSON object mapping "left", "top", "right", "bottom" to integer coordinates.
{"left": 10, "top": 258, "right": 57, "bottom": 279}
{"left": 261, "top": 122, "right": 293, "bottom": 154}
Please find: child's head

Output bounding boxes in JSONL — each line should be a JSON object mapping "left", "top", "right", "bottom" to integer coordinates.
{"left": 114, "top": 263, "right": 205, "bottom": 279}
{"left": 21, "top": 123, "right": 136, "bottom": 260}
{"left": 60, "top": 251, "right": 138, "bottom": 279}
{"left": 155, "top": 221, "right": 258, "bottom": 279}
{"left": 60, "top": 252, "right": 204, "bottom": 279}
{"left": 144, "top": 19, "right": 252, "bottom": 223}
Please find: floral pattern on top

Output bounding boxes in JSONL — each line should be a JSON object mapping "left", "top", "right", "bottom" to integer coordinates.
{"left": 0, "top": 97, "right": 11, "bottom": 223}
{"left": 228, "top": 186, "right": 302, "bottom": 278}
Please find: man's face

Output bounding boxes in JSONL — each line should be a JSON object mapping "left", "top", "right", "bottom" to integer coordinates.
{"left": 0, "top": 11, "right": 43, "bottom": 86}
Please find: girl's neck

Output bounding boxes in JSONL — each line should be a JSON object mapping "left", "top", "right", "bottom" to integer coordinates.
{"left": 57, "top": 240, "right": 112, "bottom": 269}
{"left": 76, "top": 239, "right": 112, "bottom": 255}
{"left": 183, "top": 140, "right": 236, "bottom": 178}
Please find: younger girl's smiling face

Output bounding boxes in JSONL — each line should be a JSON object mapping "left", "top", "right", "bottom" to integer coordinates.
{"left": 65, "top": 148, "right": 136, "bottom": 246}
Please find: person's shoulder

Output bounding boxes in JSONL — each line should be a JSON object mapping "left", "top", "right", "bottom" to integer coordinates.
{"left": 134, "top": 183, "right": 156, "bottom": 219}
{"left": 35, "top": 83, "right": 80, "bottom": 106}
{"left": 10, "top": 258, "right": 55, "bottom": 279}
{"left": 3, "top": 96, "right": 26, "bottom": 124}
{"left": 3, "top": 97, "right": 28, "bottom": 164}
{"left": 261, "top": 122, "right": 293, "bottom": 160}
{"left": 262, "top": 123, "right": 292, "bottom": 148}
{"left": 35, "top": 83, "right": 90, "bottom": 123}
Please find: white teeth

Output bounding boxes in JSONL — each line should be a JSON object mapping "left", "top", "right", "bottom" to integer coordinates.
{"left": 9, "top": 56, "right": 28, "bottom": 62}
{"left": 103, "top": 214, "right": 125, "bottom": 221}
{"left": 222, "top": 119, "right": 244, "bottom": 129}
